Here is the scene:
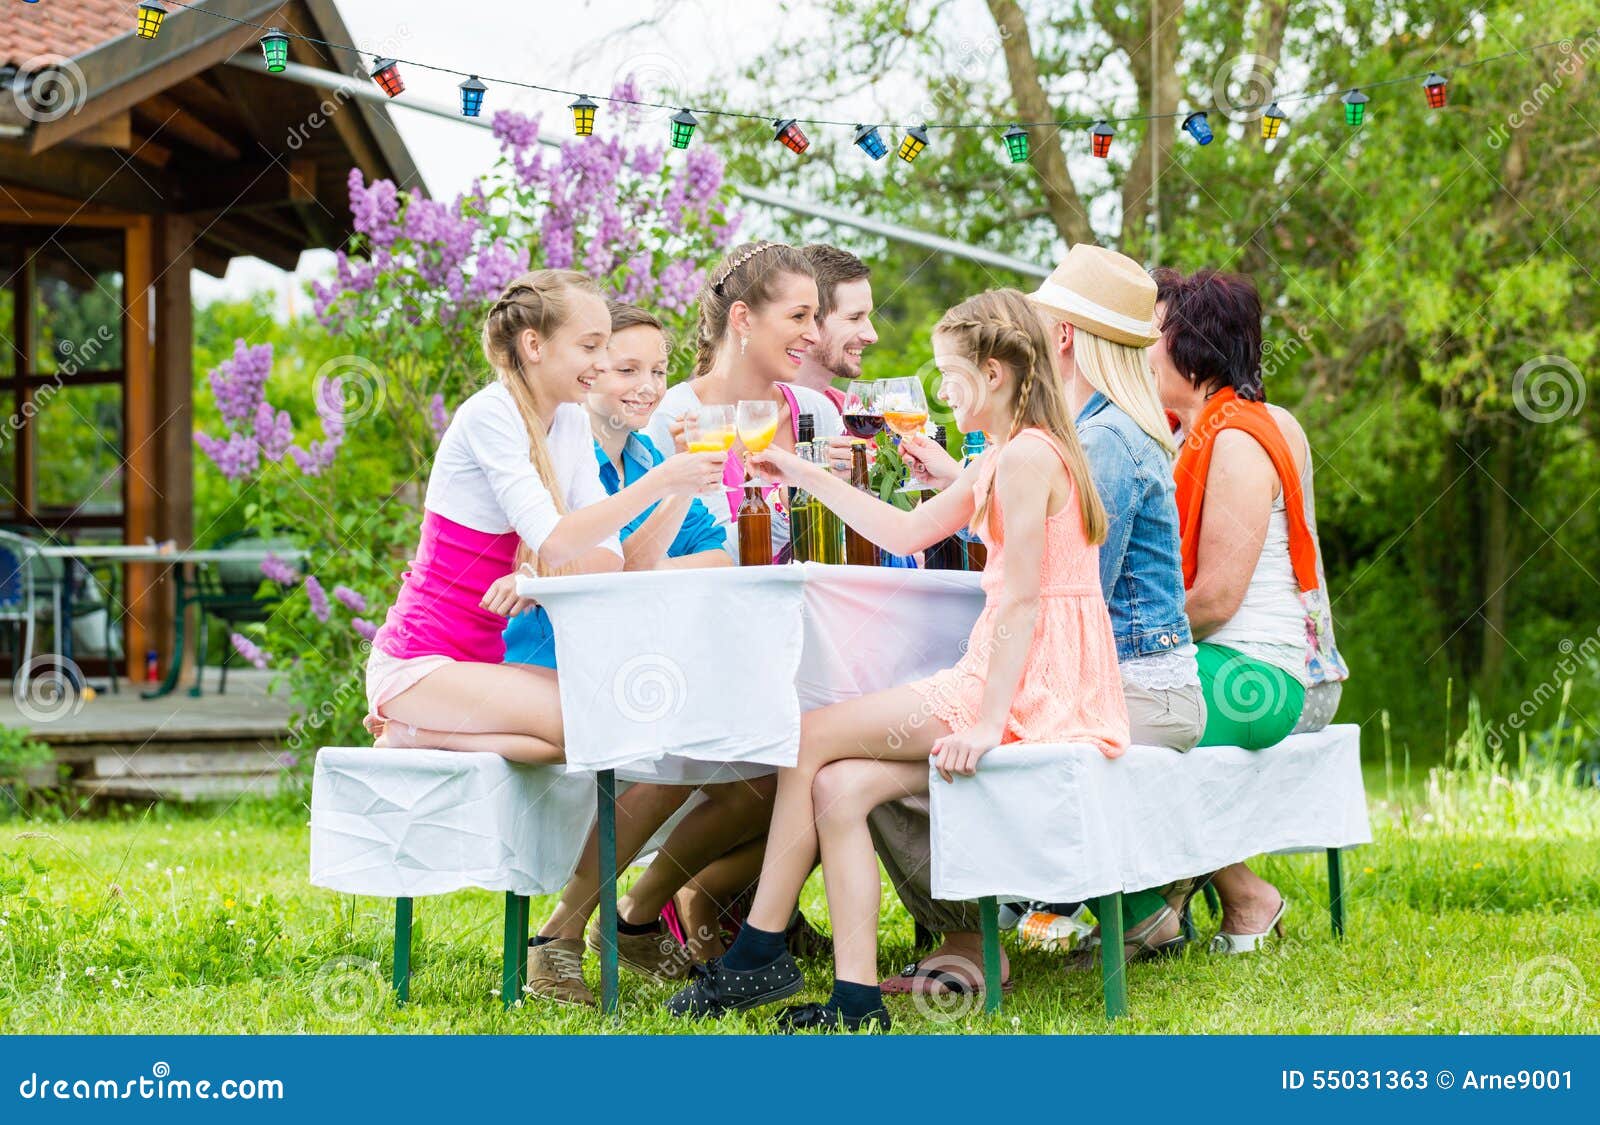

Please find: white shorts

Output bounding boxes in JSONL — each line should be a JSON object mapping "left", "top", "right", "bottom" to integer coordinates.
{"left": 364, "top": 647, "right": 454, "bottom": 722}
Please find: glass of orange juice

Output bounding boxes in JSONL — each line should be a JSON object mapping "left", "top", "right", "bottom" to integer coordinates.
{"left": 879, "top": 377, "right": 929, "bottom": 493}
{"left": 736, "top": 399, "right": 780, "bottom": 483}
{"left": 686, "top": 405, "right": 736, "bottom": 453}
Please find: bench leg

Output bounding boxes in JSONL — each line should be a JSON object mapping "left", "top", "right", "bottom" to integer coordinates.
{"left": 1096, "top": 891, "right": 1128, "bottom": 1021}
{"left": 596, "top": 768, "right": 620, "bottom": 1016}
{"left": 393, "top": 897, "right": 413, "bottom": 1005}
{"left": 979, "top": 896, "right": 1002, "bottom": 1014}
{"left": 502, "top": 890, "right": 529, "bottom": 1008}
{"left": 1327, "top": 847, "right": 1345, "bottom": 939}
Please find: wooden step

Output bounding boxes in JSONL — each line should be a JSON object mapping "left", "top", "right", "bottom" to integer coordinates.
{"left": 72, "top": 772, "right": 290, "bottom": 802}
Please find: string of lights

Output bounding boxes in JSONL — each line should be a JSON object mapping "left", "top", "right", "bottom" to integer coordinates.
{"left": 123, "top": 2, "right": 1592, "bottom": 164}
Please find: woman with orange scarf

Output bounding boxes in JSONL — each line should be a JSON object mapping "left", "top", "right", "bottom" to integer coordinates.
{"left": 1148, "top": 267, "right": 1346, "bottom": 953}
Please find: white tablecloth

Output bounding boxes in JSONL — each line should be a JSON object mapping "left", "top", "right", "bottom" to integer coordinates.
{"left": 520, "top": 563, "right": 985, "bottom": 782}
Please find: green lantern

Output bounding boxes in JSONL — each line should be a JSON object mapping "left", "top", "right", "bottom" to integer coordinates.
{"left": 1341, "top": 88, "right": 1369, "bottom": 128}
{"left": 261, "top": 29, "right": 291, "bottom": 74}
{"left": 669, "top": 109, "right": 698, "bottom": 150}
{"left": 1002, "top": 124, "right": 1029, "bottom": 163}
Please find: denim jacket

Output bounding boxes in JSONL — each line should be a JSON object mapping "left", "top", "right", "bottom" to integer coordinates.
{"left": 1076, "top": 392, "right": 1193, "bottom": 661}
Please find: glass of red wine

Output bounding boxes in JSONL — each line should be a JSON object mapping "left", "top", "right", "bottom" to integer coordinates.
{"left": 842, "top": 380, "right": 885, "bottom": 441}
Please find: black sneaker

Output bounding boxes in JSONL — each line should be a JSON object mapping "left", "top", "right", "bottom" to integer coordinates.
{"left": 664, "top": 954, "right": 804, "bottom": 1019}
{"left": 775, "top": 1001, "right": 892, "bottom": 1034}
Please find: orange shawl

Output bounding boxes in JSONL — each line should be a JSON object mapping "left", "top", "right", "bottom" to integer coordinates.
{"left": 1173, "top": 387, "right": 1318, "bottom": 594}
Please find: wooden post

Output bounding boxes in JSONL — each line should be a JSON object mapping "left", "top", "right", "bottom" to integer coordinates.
{"left": 121, "top": 219, "right": 156, "bottom": 682}
{"left": 151, "top": 216, "right": 195, "bottom": 683}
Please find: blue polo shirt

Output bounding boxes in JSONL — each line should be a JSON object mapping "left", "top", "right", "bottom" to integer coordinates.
{"left": 502, "top": 432, "right": 727, "bottom": 668}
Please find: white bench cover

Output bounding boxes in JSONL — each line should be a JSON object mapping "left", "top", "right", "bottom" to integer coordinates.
{"left": 929, "top": 723, "right": 1370, "bottom": 904}
{"left": 310, "top": 747, "right": 594, "bottom": 898}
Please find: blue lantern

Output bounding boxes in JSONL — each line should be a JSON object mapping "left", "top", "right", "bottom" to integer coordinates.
{"left": 1182, "top": 110, "right": 1213, "bottom": 145}
{"left": 852, "top": 124, "right": 887, "bottom": 160}
{"left": 458, "top": 76, "right": 487, "bottom": 118}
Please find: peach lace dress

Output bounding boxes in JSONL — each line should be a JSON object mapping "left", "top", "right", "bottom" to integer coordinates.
{"left": 908, "top": 429, "right": 1130, "bottom": 759}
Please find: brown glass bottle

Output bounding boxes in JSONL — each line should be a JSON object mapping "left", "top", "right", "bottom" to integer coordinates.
{"left": 738, "top": 486, "right": 773, "bottom": 566}
{"left": 843, "top": 444, "right": 878, "bottom": 567}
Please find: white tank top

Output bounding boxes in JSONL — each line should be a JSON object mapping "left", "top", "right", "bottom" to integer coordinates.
{"left": 1207, "top": 448, "right": 1312, "bottom": 684}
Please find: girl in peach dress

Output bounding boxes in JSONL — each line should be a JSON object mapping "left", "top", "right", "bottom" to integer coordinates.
{"left": 665, "top": 288, "right": 1128, "bottom": 1032}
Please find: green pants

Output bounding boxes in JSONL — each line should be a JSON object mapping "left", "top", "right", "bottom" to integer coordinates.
{"left": 1195, "top": 642, "right": 1306, "bottom": 750}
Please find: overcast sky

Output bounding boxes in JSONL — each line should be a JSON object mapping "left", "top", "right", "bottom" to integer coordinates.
{"left": 196, "top": 0, "right": 820, "bottom": 309}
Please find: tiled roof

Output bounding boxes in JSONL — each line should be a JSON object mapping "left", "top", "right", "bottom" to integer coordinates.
{"left": 2, "top": 0, "right": 140, "bottom": 68}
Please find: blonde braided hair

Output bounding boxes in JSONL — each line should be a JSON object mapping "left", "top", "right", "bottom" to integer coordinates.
{"left": 480, "top": 268, "right": 603, "bottom": 575}
{"left": 934, "top": 289, "right": 1107, "bottom": 545}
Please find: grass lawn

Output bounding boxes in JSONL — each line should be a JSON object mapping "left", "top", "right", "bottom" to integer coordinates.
{"left": 3, "top": 729, "right": 1597, "bottom": 1034}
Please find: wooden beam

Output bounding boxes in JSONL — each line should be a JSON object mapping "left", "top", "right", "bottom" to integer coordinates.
{"left": 0, "top": 188, "right": 140, "bottom": 226}
{"left": 126, "top": 131, "right": 174, "bottom": 169}
{"left": 202, "top": 218, "right": 302, "bottom": 271}
{"left": 0, "top": 140, "right": 173, "bottom": 212}
{"left": 122, "top": 218, "right": 156, "bottom": 682}
{"left": 62, "top": 113, "right": 133, "bottom": 150}
{"left": 132, "top": 94, "right": 244, "bottom": 162}
{"left": 193, "top": 244, "right": 232, "bottom": 278}
{"left": 177, "top": 159, "right": 317, "bottom": 213}
{"left": 28, "top": 22, "right": 263, "bottom": 155}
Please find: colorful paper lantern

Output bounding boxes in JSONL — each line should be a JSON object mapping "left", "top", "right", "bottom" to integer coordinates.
{"left": 669, "top": 109, "right": 698, "bottom": 149}
{"left": 1002, "top": 124, "right": 1029, "bottom": 163}
{"left": 1261, "top": 102, "right": 1286, "bottom": 140}
{"left": 459, "top": 76, "right": 487, "bottom": 118}
{"left": 136, "top": 2, "right": 167, "bottom": 40}
{"left": 569, "top": 95, "right": 598, "bottom": 136}
{"left": 897, "top": 124, "right": 930, "bottom": 163}
{"left": 370, "top": 58, "right": 404, "bottom": 98}
{"left": 1341, "top": 89, "right": 1369, "bottom": 127}
{"left": 1424, "top": 72, "right": 1448, "bottom": 108}
{"left": 853, "top": 124, "right": 888, "bottom": 160}
{"left": 1182, "top": 111, "right": 1213, "bottom": 145}
{"left": 773, "top": 118, "right": 810, "bottom": 154}
{"left": 1090, "top": 120, "right": 1114, "bottom": 158}
{"left": 260, "top": 29, "right": 291, "bottom": 74}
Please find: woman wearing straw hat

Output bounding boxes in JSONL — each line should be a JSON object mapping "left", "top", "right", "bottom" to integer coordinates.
{"left": 875, "top": 245, "right": 1206, "bottom": 995}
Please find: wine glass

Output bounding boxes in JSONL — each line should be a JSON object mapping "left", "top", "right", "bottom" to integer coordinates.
{"left": 878, "top": 377, "right": 930, "bottom": 492}
{"left": 685, "top": 404, "right": 736, "bottom": 453}
{"left": 736, "top": 399, "right": 780, "bottom": 483}
{"left": 841, "top": 380, "right": 885, "bottom": 442}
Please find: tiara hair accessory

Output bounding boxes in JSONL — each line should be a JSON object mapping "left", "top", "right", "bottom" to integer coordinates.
{"left": 711, "top": 241, "right": 777, "bottom": 296}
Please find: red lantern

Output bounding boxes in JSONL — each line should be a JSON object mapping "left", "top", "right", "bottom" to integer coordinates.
{"left": 1424, "top": 72, "right": 1448, "bottom": 109}
{"left": 370, "top": 58, "right": 404, "bottom": 99}
{"left": 1090, "top": 120, "right": 1114, "bottom": 159}
{"left": 773, "top": 118, "right": 810, "bottom": 155}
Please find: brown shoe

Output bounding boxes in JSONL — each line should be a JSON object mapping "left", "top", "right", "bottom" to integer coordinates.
{"left": 586, "top": 920, "right": 692, "bottom": 981}
{"left": 525, "top": 938, "right": 595, "bottom": 1006}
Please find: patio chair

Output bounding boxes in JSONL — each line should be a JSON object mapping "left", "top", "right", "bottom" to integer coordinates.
{"left": 189, "top": 530, "right": 295, "bottom": 696}
{"left": 0, "top": 528, "right": 61, "bottom": 701}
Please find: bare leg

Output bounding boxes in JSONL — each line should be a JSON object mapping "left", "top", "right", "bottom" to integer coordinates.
{"left": 619, "top": 774, "right": 777, "bottom": 924}
{"left": 811, "top": 758, "right": 930, "bottom": 985}
{"left": 674, "top": 837, "right": 768, "bottom": 961}
{"left": 537, "top": 783, "right": 695, "bottom": 940}
{"left": 376, "top": 722, "right": 561, "bottom": 763}
{"left": 745, "top": 684, "right": 950, "bottom": 934}
{"left": 378, "top": 662, "right": 566, "bottom": 762}
{"left": 1212, "top": 862, "right": 1284, "bottom": 934}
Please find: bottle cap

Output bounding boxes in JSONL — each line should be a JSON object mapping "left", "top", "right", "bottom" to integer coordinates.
{"left": 932, "top": 424, "right": 947, "bottom": 445}
{"left": 797, "top": 412, "right": 815, "bottom": 443}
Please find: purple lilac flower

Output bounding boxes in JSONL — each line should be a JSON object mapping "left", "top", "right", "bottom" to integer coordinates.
{"left": 352, "top": 618, "right": 378, "bottom": 643}
{"left": 619, "top": 252, "right": 654, "bottom": 304}
{"left": 333, "top": 585, "right": 367, "bottom": 614}
{"left": 208, "top": 340, "right": 273, "bottom": 428}
{"left": 655, "top": 259, "right": 705, "bottom": 315}
{"left": 428, "top": 394, "right": 451, "bottom": 441}
{"left": 254, "top": 401, "right": 293, "bottom": 462}
{"left": 229, "top": 632, "right": 269, "bottom": 670}
{"left": 303, "top": 574, "right": 331, "bottom": 623}
{"left": 260, "top": 553, "right": 297, "bottom": 586}
{"left": 288, "top": 375, "right": 348, "bottom": 476}
{"left": 195, "top": 430, "right": 260, "bottom": 482}
{"left": 348, "top": 168, "right": 401, "bottom": 248}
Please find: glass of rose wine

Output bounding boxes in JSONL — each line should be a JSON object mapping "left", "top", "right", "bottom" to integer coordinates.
{"left": 878, "top": 377, "right": 930, "bottom": 492}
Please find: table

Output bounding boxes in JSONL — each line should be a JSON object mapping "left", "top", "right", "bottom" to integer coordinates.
{"left": 37, "top": 544, "right": 304, "bottom": 697}
{"left": 519, "top": 562, "right": 986, "bottom": 1011}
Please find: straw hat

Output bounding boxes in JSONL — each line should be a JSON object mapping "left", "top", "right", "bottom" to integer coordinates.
{"left": 1026, "top": 243, "right": 1159, "bottom": 348}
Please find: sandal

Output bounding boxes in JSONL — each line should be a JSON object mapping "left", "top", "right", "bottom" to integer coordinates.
{"left": 1063, "top": 880, "right": 1207, "bottom": 974}
{"left": 1209, "top": 896, "right": 1288, "bottom": 954}
{"left": 879, "top": 958, "right": 1014, "bottom": 996}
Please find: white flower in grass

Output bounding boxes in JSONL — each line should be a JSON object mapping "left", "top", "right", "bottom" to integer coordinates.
{"left": 85, "top": 966, "right": 96, "bottom": 976}
{"left": 225, "top": 919, "right": 236, "bottom": 927}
